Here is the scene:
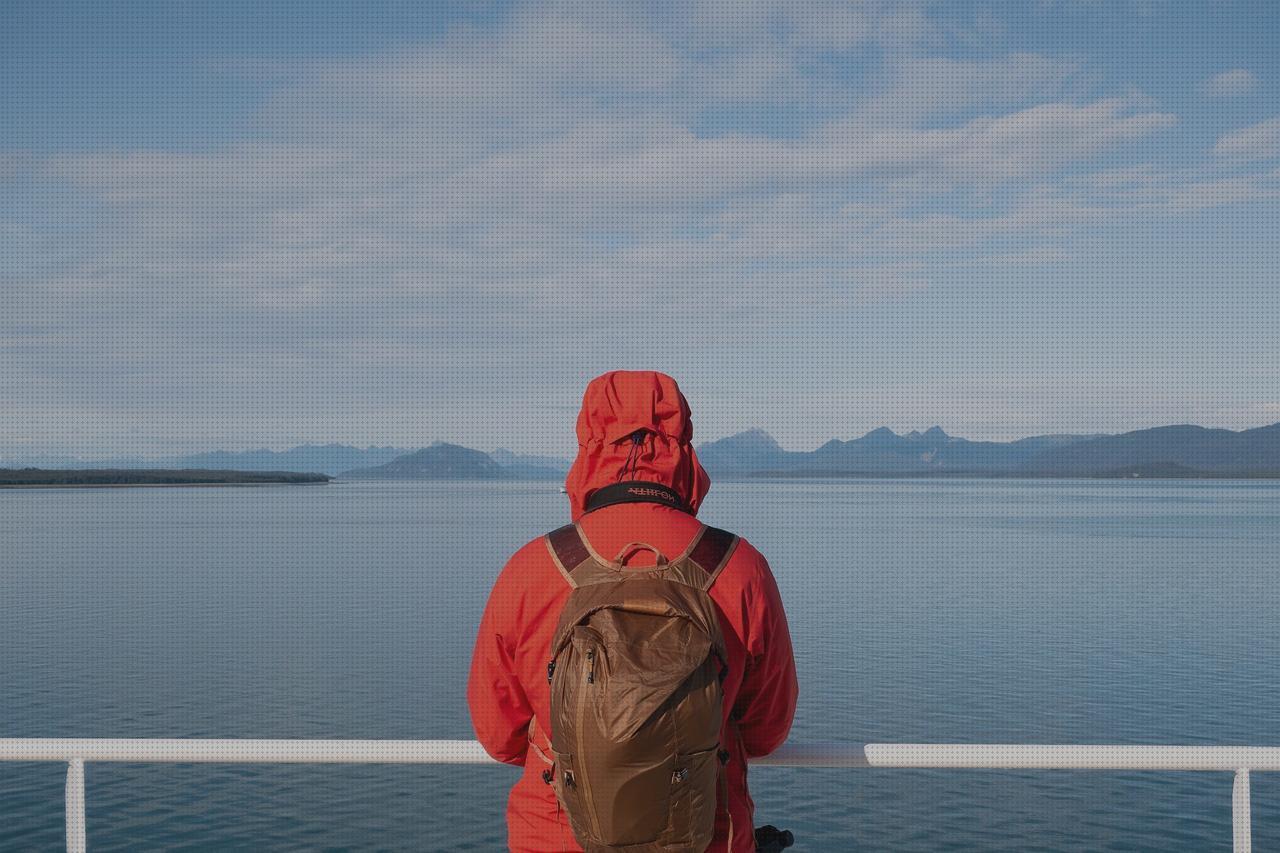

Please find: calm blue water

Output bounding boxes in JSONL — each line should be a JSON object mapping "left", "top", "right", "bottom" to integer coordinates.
{"left": 3, "top": 480, "right": 1279, "bottom": 851}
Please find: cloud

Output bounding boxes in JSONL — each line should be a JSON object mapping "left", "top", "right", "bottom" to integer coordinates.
{"left": 1214, "top": 116, "right": 1280, "bottom": 161}
{"left": 858, "top": 52, "right": 1085, "bottom": 124}
{"left": 682, "top": 0, "right": 930, "bottom": 51}
{"left": 1201, "top": 68, "right": 1258, "bottom": 97}
{"left": 928, "top": 96, "right": 1175, "bottom": 185}
{"left": 849, "top": 265, "right": 929, "bottom": 302}
{"left": 32, "top": 87, "right": 1178, "bottom": 302}
{"left": 1066, "top": 160, "right": 1280, "bottom": 213}
{"left": 9, "top": 0, "right": 1184, "bottom": 302}
{"left": 5, "top": 0, "right": 1278, "bottom": 454}
{"left": 1164, "top": 175, "right": 1280, "bottom": 211}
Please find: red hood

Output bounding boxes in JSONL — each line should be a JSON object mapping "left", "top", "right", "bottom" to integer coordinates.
{"left": 565, "top": 371, "right": 711, "bottom": 519}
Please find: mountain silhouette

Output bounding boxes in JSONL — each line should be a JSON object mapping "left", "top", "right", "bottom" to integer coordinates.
{"left": 177, "top": 444, "right": 408, "bottom": 475}
{"left": 695, "top": 423, "right": 1280, "bottom": 478}
{"left": 1023, "top": 423, "right": 1280, "bottom": 476}
{"left": 341, "top": 443, "right": 512, "bottom": 480}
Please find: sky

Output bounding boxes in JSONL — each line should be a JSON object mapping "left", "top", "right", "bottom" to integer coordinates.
{"left": 2, "top": 0, "right": 1279, "bottom": 458}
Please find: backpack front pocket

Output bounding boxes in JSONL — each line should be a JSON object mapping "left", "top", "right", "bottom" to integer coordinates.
{"left": 550, "top": 750, "right": 590, "bottom": 838}
{"left": 667, "top": 745, "right": 719, "bottom": 849}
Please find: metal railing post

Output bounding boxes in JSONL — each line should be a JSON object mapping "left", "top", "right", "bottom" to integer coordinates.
{"left": 1233, "top": 768, "right": 1251, "bottom": 853}
{"left": 65, "top": 758, "right": 85, "bottom": 853}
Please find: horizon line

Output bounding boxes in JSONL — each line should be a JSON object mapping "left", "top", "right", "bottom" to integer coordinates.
{"left": 4, "top": 419, "right": 1280, "bottom": 463}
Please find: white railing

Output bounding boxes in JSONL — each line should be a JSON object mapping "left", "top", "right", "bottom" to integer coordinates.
{"left": 2, "top": 740, "right": 1276, "bottom": 853}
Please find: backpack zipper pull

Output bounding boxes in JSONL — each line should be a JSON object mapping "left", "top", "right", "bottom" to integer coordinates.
{"left": 586, "top": 649, "right": 596, "bottom": 683}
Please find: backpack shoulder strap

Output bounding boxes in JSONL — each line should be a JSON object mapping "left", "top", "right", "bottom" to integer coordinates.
{"left": 545, "top": 523, "right": 592, "bottom": 589}
{"left": 683, "top": 525, "right": 739, "bottom": 591}
{"left": 548, "top": 522, "right": 738, "bottom": 591}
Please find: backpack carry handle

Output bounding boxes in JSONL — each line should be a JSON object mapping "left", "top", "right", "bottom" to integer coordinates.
{"left": 610, "top": 542, "right": 668, "bottom": 568}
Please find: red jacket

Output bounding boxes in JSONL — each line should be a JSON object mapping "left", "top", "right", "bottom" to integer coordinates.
{"left": 468, "top": 371, "right": 798, "bottom": 852}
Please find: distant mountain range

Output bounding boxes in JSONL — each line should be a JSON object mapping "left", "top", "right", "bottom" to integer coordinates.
{"left": 174, "top": 443, "right": 410, "bottom": 475}
{"left": 698, "top": 423, "right": 1280, "bottom": 478}
{"left": 697, "top": 425, "right": 1092, "bottom": 477}
{"left": 1020, "top": 423, "right": 1280, "bottom": 477}
{"left": 340, "top": 421, "right": 1280, "bottom": 479}
{"left": 489, "top": 448, "right": 572, "bottom": 479}
{"left": 7, "top": 422, "right": 1280, "bottom": 480}
{"left": 341, "top": 442, "right": 562, "bottom": 480}
{"left": 0, "top": 444, "right": 412, "bottom": 475}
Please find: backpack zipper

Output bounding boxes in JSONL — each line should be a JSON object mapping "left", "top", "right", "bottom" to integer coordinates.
{"left": 576, "top": 644, "right": 603, "bottom": 840}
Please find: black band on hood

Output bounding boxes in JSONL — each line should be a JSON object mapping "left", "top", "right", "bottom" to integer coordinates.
{"left": 584, "top": 481, "right": 692, "bottom": 515}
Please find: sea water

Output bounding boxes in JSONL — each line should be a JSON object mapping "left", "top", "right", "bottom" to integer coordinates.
{"left": 2, "top": 480, "right": 1279, "bottom": 851}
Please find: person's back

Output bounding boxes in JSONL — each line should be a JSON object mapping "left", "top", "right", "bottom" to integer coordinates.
{"left": 469, "top": 371, "right": 798, "bottom": 852}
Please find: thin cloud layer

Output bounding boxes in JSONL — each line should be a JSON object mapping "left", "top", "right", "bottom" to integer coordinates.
{"left": 1202, "top": 68, "right": 1259, "bottom": 97}
{"left": 1215, "top": 116, "right": 1280, "bottom": 161}
{"left": 2, "top": 0, "right": 1279, "bottom": 454}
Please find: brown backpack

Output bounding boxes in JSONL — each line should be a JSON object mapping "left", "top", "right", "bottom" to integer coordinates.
{"left": 544, "top": 522, "right": 738, "bottom": 852}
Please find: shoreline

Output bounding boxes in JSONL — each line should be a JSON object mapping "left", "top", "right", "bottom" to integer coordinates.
{"left": 0, "top": 468, "right": 332, "bottom": 488}
{"left": 0, "top": 481, "right": 331, "bottom": 489}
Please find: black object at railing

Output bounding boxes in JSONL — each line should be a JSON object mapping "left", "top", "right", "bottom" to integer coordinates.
{"left": 755, "top": 824, "right": 795, "bottom": 852}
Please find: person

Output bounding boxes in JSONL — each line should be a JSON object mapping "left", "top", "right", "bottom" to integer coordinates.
{"left": 468, "top": 370, "right": 798, "bottom": 852}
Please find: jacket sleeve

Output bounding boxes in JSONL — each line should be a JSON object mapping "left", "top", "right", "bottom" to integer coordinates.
{"left": 467, "top": 551, "right": 534, "bottom": 767}
{"left": 732, "top": 551, "right": 798, "bottom": 758}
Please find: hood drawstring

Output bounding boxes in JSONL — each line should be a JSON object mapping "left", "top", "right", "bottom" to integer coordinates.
{"left": 616, "top": 430, "right": 646, "bottom": 481}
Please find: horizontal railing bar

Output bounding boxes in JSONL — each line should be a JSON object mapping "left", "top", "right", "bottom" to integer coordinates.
{"left": 1, "top": 740, "right": 1278, "bottom": 771}
{"left": 761, "top": 742, "right": 1280, "bottom": 771}
{"left": 0, "top": 740, "right": 492, "bottom": 764}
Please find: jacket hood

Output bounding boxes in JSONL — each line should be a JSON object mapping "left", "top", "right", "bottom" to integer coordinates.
{"left": 565, "top": 371, "right": 711, "bottom": 519}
